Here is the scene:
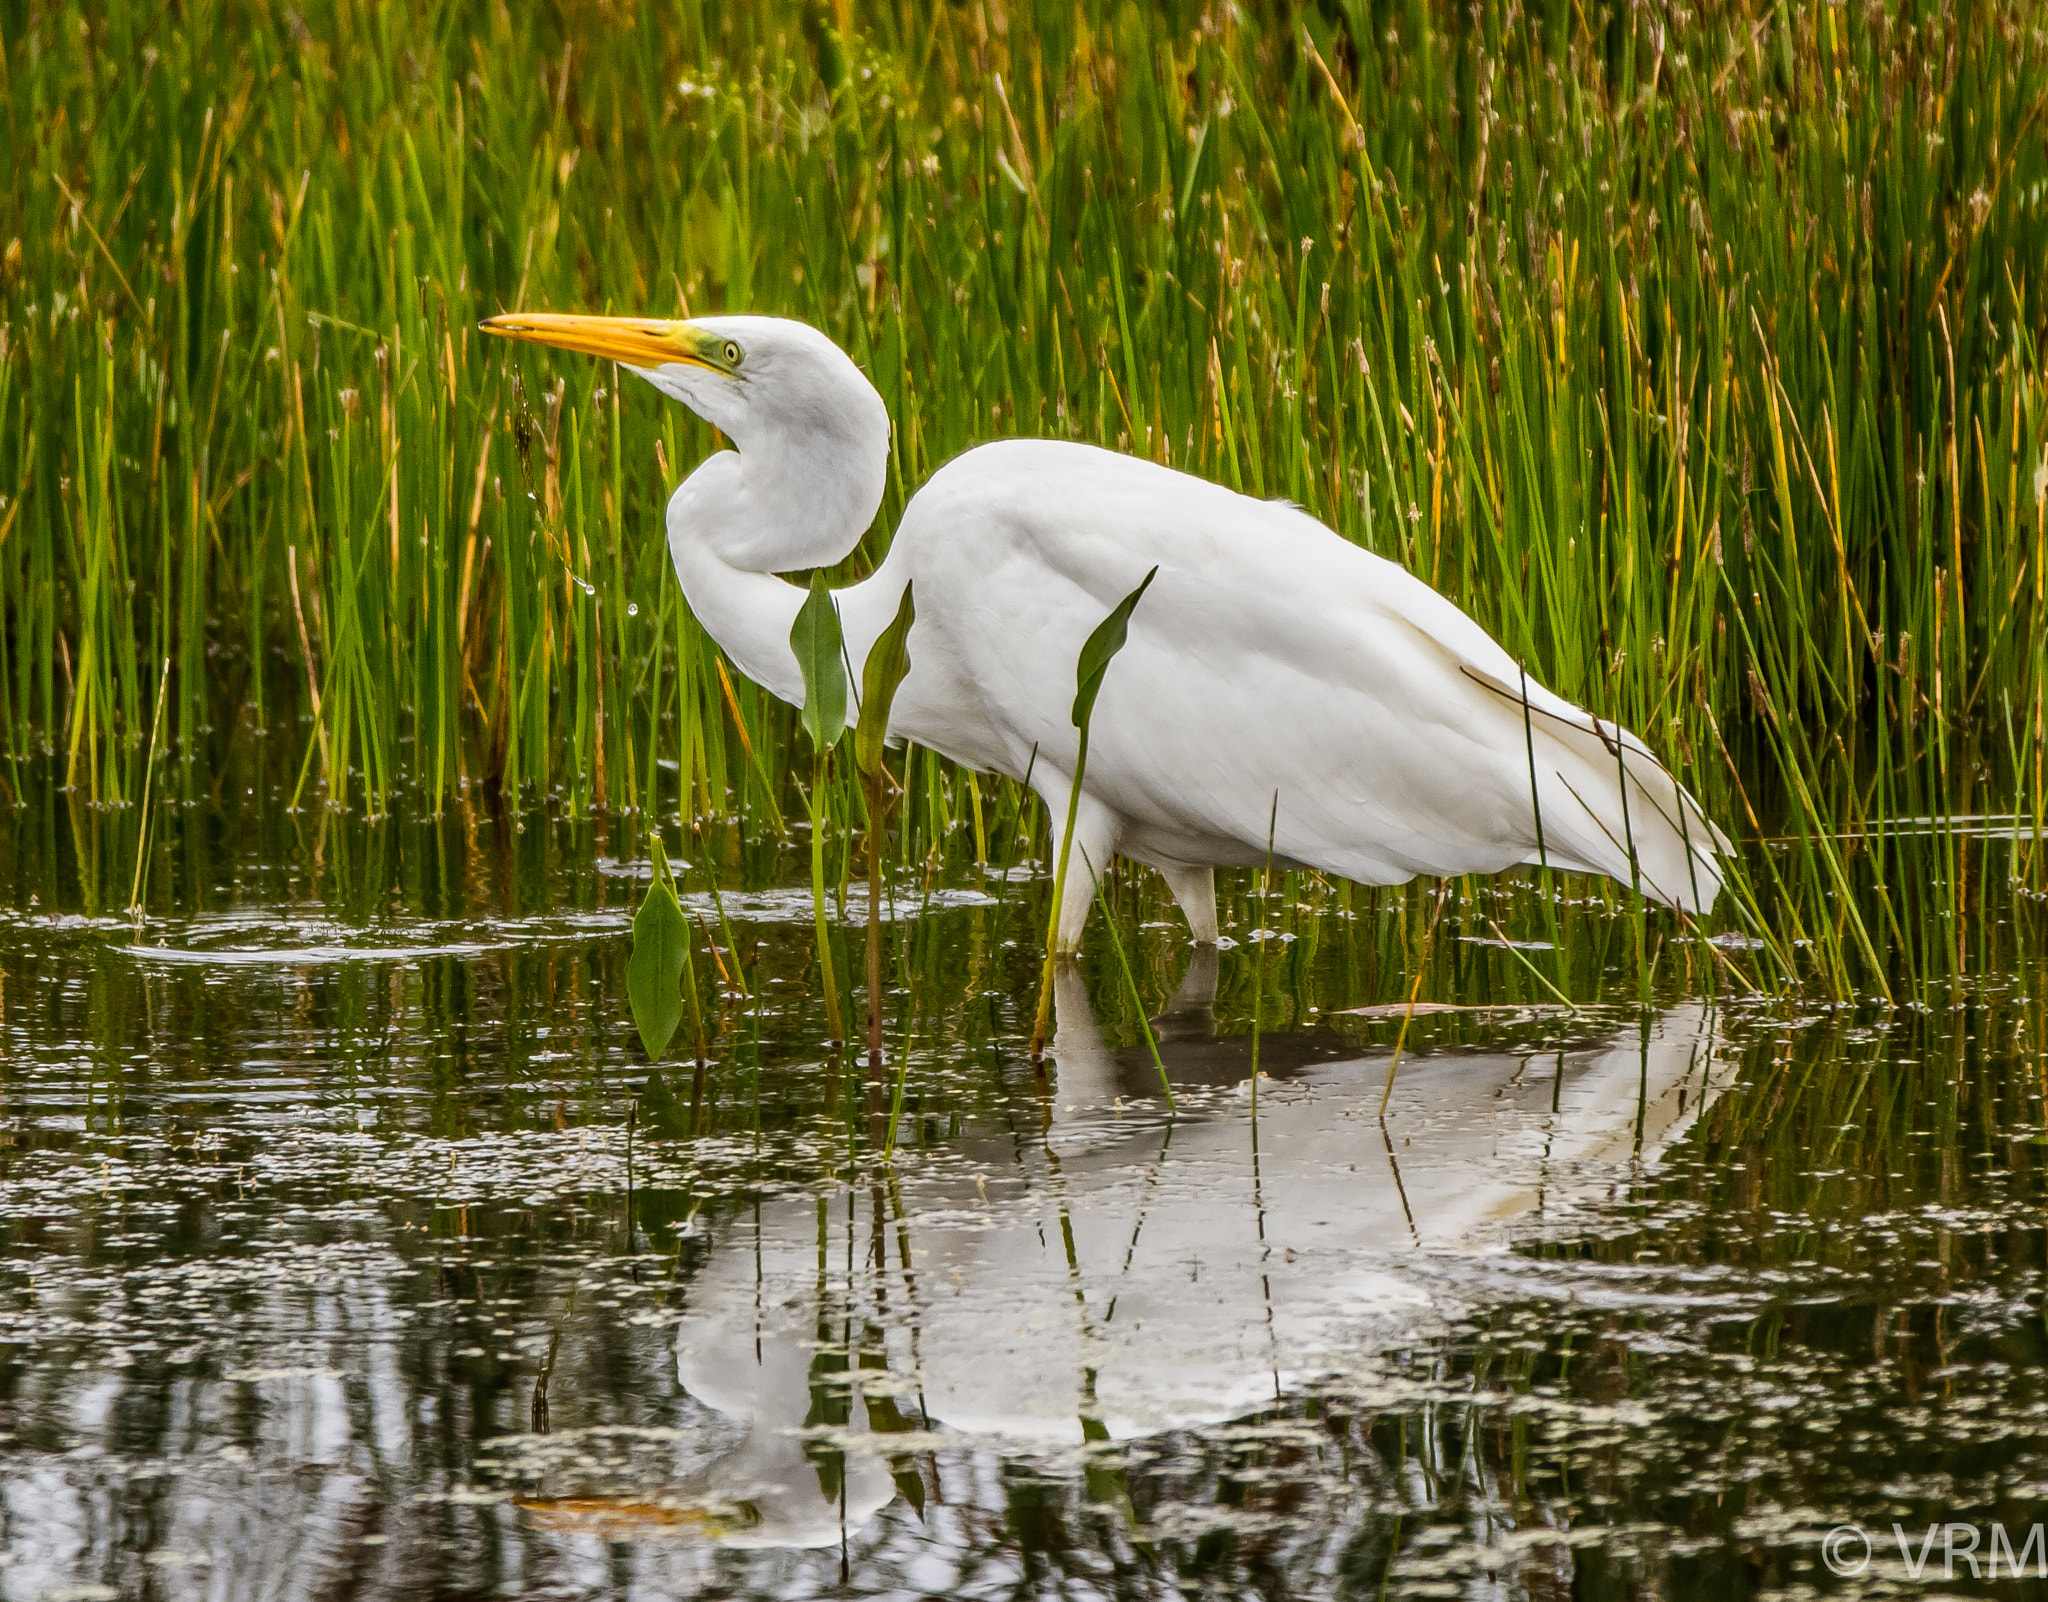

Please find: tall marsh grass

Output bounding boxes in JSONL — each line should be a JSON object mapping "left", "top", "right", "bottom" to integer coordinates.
{"left": 1, "top": 0, "right": 2044, "bottom": 993}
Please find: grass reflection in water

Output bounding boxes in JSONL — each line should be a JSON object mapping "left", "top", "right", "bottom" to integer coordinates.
{"left": 0, "top": 808, "right": 2042, "bottom": 1598}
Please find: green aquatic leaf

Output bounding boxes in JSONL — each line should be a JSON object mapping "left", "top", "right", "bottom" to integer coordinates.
{"left": 627, "top": 844, "right": 689, "bottom": 1061}
{"left": 1071, "top": 566, "right": 1158, "bottom": 730}
{"left": 854, "top": 583, "right": 916, "bottom": 778}
{"left": 790, "top": 572, "right": 847, "bottom": 750}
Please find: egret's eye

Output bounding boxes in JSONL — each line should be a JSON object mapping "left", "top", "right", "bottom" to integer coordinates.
{"left": 722, "top": 340, "right": 744, "bottom": 367}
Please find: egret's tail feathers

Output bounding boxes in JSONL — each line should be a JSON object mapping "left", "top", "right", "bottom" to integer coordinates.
{"left": 1462, "top": 665, "right": 1732, "bottom": 915}
{"left": 1544, "top": 760, "right": 1730, "bottom": 915}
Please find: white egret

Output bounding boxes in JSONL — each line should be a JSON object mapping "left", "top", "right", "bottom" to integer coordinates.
{"left": 481, "top": 311, "right": 1728, "bottom": 947}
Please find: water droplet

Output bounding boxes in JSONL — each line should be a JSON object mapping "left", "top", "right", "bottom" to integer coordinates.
{"left": 626, "top": 603, "right": 639, "bottom": 616}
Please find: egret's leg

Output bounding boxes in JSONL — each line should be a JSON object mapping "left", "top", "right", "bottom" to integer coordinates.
{"left": 1158, "top": 861, "right": 1220, "bottom": 944}
{"left": 1031, "top": 769, "right": 1119, "bottom": 953}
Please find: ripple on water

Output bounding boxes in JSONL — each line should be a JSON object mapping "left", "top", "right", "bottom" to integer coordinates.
{"left": 1, "top": 884, "right": 2043, "bottom": 1598}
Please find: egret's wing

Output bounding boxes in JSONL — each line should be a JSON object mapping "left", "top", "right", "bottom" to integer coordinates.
{"left": 902, "top": 441, "right": 1727, "bottom": 912}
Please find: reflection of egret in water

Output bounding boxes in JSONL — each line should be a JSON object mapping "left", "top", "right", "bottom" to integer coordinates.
{"left": 671, "top": 959, "right": 1724, "bottom": 1547}
{"left": 0, "top": 916, "right": 1737, "bottom": 1596}
{"left": 668, "top": 1305, "right": 903, "bottom": 1551}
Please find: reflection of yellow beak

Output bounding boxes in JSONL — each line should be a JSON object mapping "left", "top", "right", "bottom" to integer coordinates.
{"left": 479, "top": 312, "right": 740, "bottom": 377}
{"left": 514, "top": 1495, "right": 736, "bottom": 1537}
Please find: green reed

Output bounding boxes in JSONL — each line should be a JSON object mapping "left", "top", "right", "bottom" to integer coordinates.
{"left": 2, "top": 0, "right": 2044, "bottom": 995}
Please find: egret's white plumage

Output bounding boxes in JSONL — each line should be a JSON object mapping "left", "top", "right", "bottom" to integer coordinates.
{"left": 481, "top": 310, "right": 1729, "bottom": 947}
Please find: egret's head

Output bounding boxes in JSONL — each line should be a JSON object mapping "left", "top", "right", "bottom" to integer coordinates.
{"left": 479, "top": 309, "right": 890, "bottom": 570}
{"left": 478, "top": 310, "right": 884, "bottom": 460}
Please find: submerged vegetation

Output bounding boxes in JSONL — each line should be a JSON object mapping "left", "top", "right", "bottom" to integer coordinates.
{"left": 1, "top": 0, "right": 2044, "bottom": 993}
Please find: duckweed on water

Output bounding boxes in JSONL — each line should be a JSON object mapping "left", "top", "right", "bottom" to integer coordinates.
{"left": 0, "top": 814, "right": 2041, "bottom": 1595}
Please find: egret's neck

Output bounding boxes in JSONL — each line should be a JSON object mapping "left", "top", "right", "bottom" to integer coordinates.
{"left": 664, "top": 449, "right": 903, "bottom": 710}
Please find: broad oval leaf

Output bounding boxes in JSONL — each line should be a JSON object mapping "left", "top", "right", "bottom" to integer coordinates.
{"left": 854, "top": 583, "right": 916, "bottom": 777}
{"left": 790, "top": 572, "right": 848, "bottom": 750}
{"left": 627, "top": 863, "right": 690, "bottom": 1061}
{"left": 1070, "top": 566, "right": 1159, "bottom": 730}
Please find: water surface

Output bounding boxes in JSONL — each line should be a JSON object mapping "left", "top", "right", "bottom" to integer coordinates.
{"left": 0, "top": 810, "right": 2043, "bottom": 1598}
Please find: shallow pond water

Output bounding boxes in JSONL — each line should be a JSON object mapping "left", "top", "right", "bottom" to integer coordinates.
{"left": 0, "top": 809, "right": 2045, "bottom": 1599}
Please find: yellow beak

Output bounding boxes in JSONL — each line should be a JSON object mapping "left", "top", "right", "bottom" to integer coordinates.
{"left": 478, "top": 312, "right": 739, "bottom": 376}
